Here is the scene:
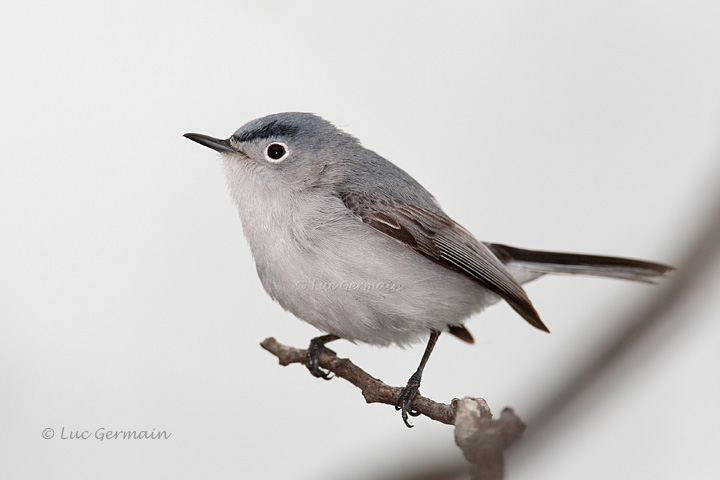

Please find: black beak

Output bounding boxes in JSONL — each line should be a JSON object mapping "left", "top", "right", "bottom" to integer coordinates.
{"left": 183, "top": 133, "right": 236, "bottom": 153}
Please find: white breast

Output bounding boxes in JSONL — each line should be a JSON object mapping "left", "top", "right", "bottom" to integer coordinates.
{"left": 223, "top": 158, "right": 498, "bottom": 346}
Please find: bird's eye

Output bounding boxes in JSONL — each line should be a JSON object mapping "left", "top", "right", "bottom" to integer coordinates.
{"left": 265, "top": 142, "right": 289, "bottom": 162}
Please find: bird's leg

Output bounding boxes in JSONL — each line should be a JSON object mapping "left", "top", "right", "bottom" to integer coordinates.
{"left": 395, "top": 330, "right": 441, "bottom": 428}
{"left": 305, "top": 334, "right": 340, "bottom": 379}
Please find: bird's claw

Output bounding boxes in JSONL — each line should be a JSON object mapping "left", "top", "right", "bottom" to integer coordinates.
{"left": 395, "top": 383, "right": 421, "bottom": 428}
{"left": 305, "top": 340, "right": 336, "bottom": 380}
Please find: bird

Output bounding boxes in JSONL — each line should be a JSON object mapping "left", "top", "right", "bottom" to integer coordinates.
{"left": 184, "top": 112, "right": 672, "bottom": 427}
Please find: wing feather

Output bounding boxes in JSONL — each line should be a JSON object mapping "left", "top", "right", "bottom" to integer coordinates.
{"left": 340, "top": 192, "right": 548, "bottom": 332}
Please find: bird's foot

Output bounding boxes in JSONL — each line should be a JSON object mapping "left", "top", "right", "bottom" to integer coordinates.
{"left": 395, "top": 372, "right": 422, "bottom": 428}
{"left": 305, "top": 335, "right": 338, "bottom": 380}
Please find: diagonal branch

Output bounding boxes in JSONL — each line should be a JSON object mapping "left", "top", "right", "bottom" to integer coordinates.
{"left": 260, "top": 337, "right": 527, "bottom": 480}
{"left": 260, "top": 336, "right": 457, "bottom": 425}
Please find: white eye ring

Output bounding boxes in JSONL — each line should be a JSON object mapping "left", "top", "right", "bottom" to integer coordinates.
{"left": 264, "top": 142, "right": 290, "bottom": 163}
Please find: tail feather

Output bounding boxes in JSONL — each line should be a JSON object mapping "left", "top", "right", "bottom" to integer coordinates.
{"left": 487, "top": 243, "right": 674, "bottom": 283}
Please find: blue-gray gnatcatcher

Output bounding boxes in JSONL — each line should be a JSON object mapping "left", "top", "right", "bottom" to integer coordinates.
{"left": 184, "top": 112, "right": 672, "bottom": 427}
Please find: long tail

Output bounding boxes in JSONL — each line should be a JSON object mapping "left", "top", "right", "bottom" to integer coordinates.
{"left": 487, "top": 243, "right": 674, "bottom": 283}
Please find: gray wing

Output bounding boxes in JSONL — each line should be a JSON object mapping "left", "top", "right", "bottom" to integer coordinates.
{"left": 340, "top": 191, "right": 549, "bottom": 332}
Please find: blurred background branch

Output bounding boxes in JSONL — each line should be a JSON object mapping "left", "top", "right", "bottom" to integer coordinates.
{"left": 369, "top": 162, "right": 720, "bottom": 479}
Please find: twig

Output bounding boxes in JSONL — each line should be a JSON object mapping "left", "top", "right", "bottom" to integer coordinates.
{"left": 260, "top": 336, "right": 456, "bottom": 424}
{"left": 260, "top": 337, "right": 526, "bottom": 480}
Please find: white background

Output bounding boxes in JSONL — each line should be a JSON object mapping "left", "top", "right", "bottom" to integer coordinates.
{"left": 2, "top": 1, "right": 719, "bottom": 479}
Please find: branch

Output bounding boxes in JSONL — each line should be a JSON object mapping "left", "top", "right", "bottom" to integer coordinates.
{"left": 261, "top": 337, "right": 526, "bottom": 480}
{"left": 260, "top": 337, "right": 455, "bottom": 424}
